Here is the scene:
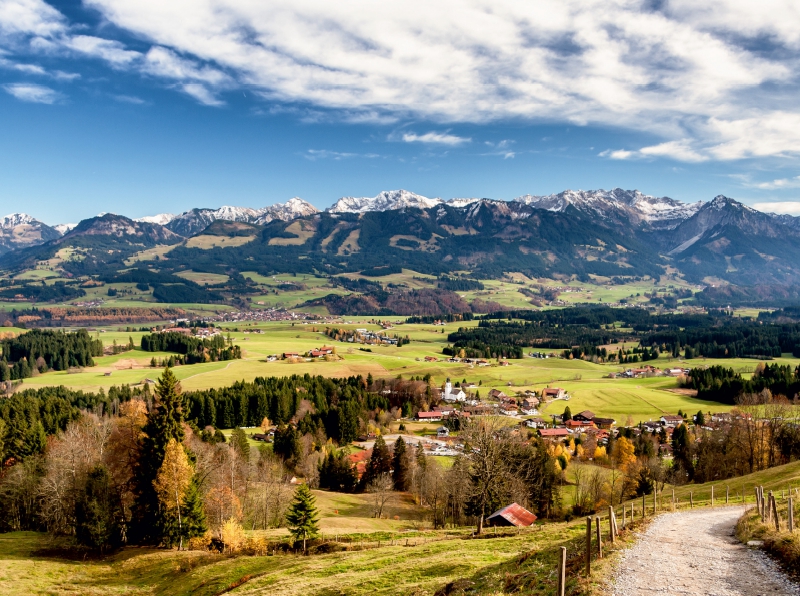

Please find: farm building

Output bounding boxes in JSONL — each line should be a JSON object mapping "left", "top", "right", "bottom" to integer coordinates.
{"left": 486, "top": 503, "right": 537, "bottom": 527}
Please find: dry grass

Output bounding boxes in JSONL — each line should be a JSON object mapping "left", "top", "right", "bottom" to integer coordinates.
{"left": 185, "top": 235, "right": 256, "bottom": 249}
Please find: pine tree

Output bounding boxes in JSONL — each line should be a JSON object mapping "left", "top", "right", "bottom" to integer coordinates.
{"left": 231, "top": 427, "right": 250, "bottom": 463}
{"left": 180, "top": 476, "right": 208, "bottom": 540}
{"left": 392, "top": 436, "right": 409, "bottom": 491}
{"left": 133, "top": 367, "right": 185, "bottom": 543}
{"left": 285, "top": 483, "right": 319, "bottom": 553}
{"left": 75, "top": 464, "right": 120, "bottom": 552}
{"left": 362, "top": 435, "right": 391, "bottom": 488}
{"left": 562, "top": 406, "right": 572, "bottom": 421}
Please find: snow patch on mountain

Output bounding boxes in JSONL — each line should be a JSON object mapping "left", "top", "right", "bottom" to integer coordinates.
{"left": 327, "top": 190, "right": 442, "bottom": 213}
{"left": 136, "top": 213, "right": 176, "bottom": 226}
{"left": 1, "top": 213, "right": 36, "bottom": 228}
{"left": 254, "top": 198, "right": 319, "bottom": 224}
{"left": 514, "top": 188, "right": 702, "bottom": 229}
{"left": 53, "top": 223, "right": 77, "bottom": 235}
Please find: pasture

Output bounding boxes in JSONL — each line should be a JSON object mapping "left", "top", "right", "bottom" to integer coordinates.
{"left": 10, "top": 318, "right": 774, "bottom": 422}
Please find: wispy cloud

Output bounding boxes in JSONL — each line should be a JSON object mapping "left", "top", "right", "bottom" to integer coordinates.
{"left": 401, "top": 132, "right": 470, "bottom": 146}
{"left": 484, "top": 139, "right": 515, "bottom": 158}
{"left": 4, "top": 0, "right": 800, "bottom": 158}
{"left": 3, "top": 82, "right": 60, "bottom": 103}
{"left": 304, "top": 149, "right": 379, "bottom": 161}
{"left": 601, "top": 140, "right": 708, "bottom": 163}
{"left": 180, "top": 83, "right": 224, "bottom": 107}
{"left": 752, "top": 201, "right": 800, "bottom": 215}
{"left": 113, "top": 94, "right": 147, "bottom": 105}
{"left": 747, "top": 176, "right": 800, "bottom": 190}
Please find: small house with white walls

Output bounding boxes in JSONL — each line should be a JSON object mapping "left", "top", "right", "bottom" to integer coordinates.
{"left": 442, "top": 378, "right": 467, "bottom": 403}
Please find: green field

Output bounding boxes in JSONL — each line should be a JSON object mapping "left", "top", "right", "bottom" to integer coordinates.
{"left": 11, "top": 319, "right": 778, "bottom": 424}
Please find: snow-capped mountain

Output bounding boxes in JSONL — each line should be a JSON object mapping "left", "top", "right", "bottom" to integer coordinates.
{"left": 254, "top": 198, "right": 319, "bottom": 224}
{"left": 1, "top": 213, "right": 36, "bottom": 228}
{"left": 445, "top": 197, "right": 490, "bottom": 208}
{"left": 514, "top": 188, "right": 702, "bottom": 230}
{"left": 327, "top": 190, "right": 443, "bottom": 213}
{"left": 53, "top": 223, "right": 77, "bottom": 235}
{"left": 136, "top": 213, "right": 176, "bottom": 226}
{"left": 0, "top": 213, "right": 61, "bottom": 255}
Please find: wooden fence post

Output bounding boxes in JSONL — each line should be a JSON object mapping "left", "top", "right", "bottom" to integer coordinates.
{"left": 789, "top": 497, "right": 794, "bottom": 533}
{"left": 622, "top": 504, "right": 627, "bottom": 530}
{"left": 557, "top": 546, "right": 566, "bottom": 596}
{"left": 642, "top": 494, "right": 646, "bottom": 517}
{"left": 772, "top": 493, "right": 780, "bottom": 532}
{"left": 711, "top": 485, "right": 714, "bottom": 507}
{"left": 690, "top": 491, "right": 693, "bottom": 508}
{"left": 585, "top": 516, "right": 592, "bottom": 576}
{"left": 653, "top": 490, "right": 657, "bottom": 514}
{"left": 726, "top": 486, "right": 729, "bottom": 505}
{"left": 672, "top": 488, "right": 675, "bottom": 511}
{"left": 608, "top": 507, "right": 614, "bottom": 540}
{"left": 595, "top": 516, "right": 603, "bottom": 559}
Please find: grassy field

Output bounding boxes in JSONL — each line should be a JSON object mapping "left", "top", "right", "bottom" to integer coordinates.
{"left": 13, "top": 319, "right": 785, "bottom": 422}
{"left": 3, "top": 458, "right": 800, "bottom": 596}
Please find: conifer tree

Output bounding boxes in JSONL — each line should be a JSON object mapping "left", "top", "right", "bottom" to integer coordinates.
{"left": 133, "top": 367, "right": 185, "bottom": 543}
{"left": 286, "top": 483, "right": 319, "bottom": 553}
{"left": 362, "top": 435, "right": 392, "bottom": 488}
{"left": 231, "top": 427, "right": 250, "bottom": 463}
{"left": 392, "top": 436, "right": 409, "bottom": 491}
{"left": 75, "top": 464, "right": 120, "bottom": 552}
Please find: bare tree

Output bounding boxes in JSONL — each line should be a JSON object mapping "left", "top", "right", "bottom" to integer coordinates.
{"left": 461, "top": 417, "right": 511, "bottom": 534}
{"left": 366, "top": 473, "right": 394, "bottom": 519}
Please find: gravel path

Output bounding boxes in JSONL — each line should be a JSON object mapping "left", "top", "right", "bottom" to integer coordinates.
{"left": 610, "top": 506, "right": 800, "bottom": 595}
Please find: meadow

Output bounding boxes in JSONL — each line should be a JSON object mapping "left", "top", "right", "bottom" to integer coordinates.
{"left": 12, "top": 317, "right": 782, "bottom": 424}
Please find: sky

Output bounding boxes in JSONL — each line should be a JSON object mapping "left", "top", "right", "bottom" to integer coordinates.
{"left": 2, "top": 0, "right": 800, "bottom": 225}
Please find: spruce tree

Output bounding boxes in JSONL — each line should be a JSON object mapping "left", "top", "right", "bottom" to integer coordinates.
{"left": 180, "top": 476, "right": 208, "bottom": 541}
{"left": 231, "top": 427, "right": 250, "bottom": 463}
{"left": 392, "top": 436, "right": 409, "bottom": 491}
{"left": 133, "top": 367, "right": 185, "bottom": 543}
{"left": 75, "top": 465, "right": 120, "bottom": 552}
{"left": 286, "top": 483, "right": 319, "bottom": 553}
{"left": 363, "top": 435, "right": 392, "bottom": 488}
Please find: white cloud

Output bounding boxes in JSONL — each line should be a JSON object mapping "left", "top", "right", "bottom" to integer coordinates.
{"left": 180, "top": 83, "right": 224, "bottom": 106}
{"left": 113, "top": 94, "right": 147, "bottom": 104}
{"left": 747, "top": 176, "right": 800, "bottom": 190}
{"left": 4, "top": 0, "right": 800, "bottom": 155}
{"left": 402, "top": 132, "right": 471, "bottom": 145}
{"left": 63, "top": 35, "right": 141, "bottom": 65}
{"left": 3, "top": 82, "right": 60, "bottom": 103}
{"left": 752, "top": 201, "right": 800, "bottom": 215}
{"left": 304, "top": 149, "right": 379, "bottom": 160}
{"left": 602, "top": 140, "right": 708, "bottom": 163}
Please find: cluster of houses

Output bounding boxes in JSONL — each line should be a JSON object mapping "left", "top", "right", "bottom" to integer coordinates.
{"left": 279, "top": 346, "right": 336, "bottom": 360}
{"left": 610, "top": 365, "right": 691, "bottom": 379}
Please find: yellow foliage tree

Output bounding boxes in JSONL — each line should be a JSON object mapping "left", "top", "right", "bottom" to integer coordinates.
{"left": 593, "top": 446, "right": 607, "bottom": 460}
{"left": 154, "top": 438, "right": 192, "bottom": 550}
{"left": 611, "top": 436, "right": 636, "bottom": 473}
{"left": 221, "top": 517, "right": 246, "bottom": 554}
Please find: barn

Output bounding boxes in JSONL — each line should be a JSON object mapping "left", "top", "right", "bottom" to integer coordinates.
{"left": 486, "top": 503, "right": 537, "bottom": 527}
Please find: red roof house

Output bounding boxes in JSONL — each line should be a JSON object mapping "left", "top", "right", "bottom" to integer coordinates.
{"left": 486, "top": 503, "right": 537, "bottom": 527}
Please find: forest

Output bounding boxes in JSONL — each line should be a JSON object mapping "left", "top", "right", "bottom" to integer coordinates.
{"left": 0, "top": 329, "right": 103, "bottom": 380}
{"left": 140, "top": 331, "right": 242, "bottom": 364}
{"left": 681, "top": 363, "right": 800, "bottom": 404}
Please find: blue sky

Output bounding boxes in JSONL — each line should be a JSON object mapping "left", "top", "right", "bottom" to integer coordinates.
{"left": 2, "top": 0, "right": 800, "bottom": 224}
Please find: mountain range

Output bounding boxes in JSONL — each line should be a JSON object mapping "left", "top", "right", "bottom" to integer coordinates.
{"left": 3, "top": 188, "right": 800, "bottom": 290}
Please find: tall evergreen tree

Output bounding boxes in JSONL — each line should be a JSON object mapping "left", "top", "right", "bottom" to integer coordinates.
{"left": 231, "top": 427, "right": 250, "bottom": 463}
{"left": 132, "top": 367, "right": 185, "bottom": 543}
{"left": 75, "top": 464, "right": 120, "bottom": 552}
{"left": 392, "top": 436, "right": 409, "bottom": 491}
{"left": 285, "top": 483, "right": 319, "bottom": 553}
{"left": 362, "top": 435, "right": 392, "bottom": 489}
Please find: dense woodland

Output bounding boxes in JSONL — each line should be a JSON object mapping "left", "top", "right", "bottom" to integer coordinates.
{"left": 140, "top": 332, "right": 242, "bottom": 364}
{"left": 447, "top": 307, "right": 800, "bottom": 362}
{"left": 682, "top": 363, "right": 800, "bottom": 404}
{"left": 0, "top": 329, "right": 103, "bottom": 380}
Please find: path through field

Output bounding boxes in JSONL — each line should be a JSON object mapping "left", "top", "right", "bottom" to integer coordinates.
{"left": 610, "top": 507, "right": 799, "bottom": 595}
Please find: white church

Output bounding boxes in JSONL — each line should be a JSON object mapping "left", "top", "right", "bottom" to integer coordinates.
{"left": 442, "top": 378, "right": 467, "bottom": 403}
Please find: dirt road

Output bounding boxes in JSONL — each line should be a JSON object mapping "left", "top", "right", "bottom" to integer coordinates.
{"left": 610, "top": 507, "right": 799, "bottom": 595}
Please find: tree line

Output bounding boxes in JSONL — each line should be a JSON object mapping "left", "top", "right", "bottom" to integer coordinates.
{"left": 140, "top": 332, "right": 241, "bottom": 363}
{"left": 0, "top": 329, "right": 103, "bottom": 380}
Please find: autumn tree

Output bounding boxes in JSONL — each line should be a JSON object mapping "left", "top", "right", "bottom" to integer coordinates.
{"left": 154, "top": 438, "right": 192, "bottom": 549}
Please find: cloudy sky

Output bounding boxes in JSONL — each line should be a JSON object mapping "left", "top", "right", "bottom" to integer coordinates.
{"left": 2, "top": 0, "right": 800, "bottom": 223}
